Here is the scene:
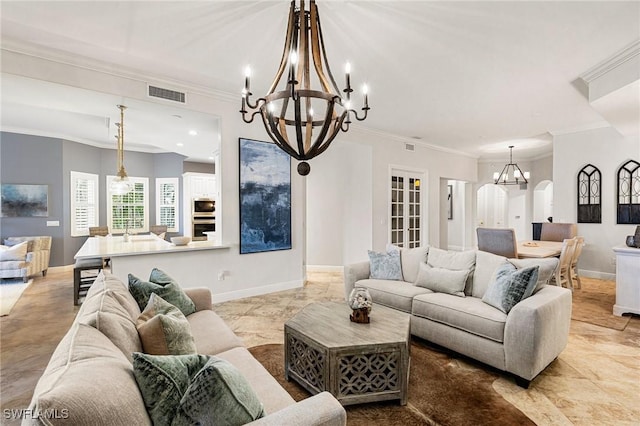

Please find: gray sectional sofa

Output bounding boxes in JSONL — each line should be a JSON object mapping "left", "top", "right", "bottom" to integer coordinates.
{"left": 26, "top": 272, "right": 346, "bottom": 426}
{"left": 344, "top": 247, "right": 572, "bottom": 388}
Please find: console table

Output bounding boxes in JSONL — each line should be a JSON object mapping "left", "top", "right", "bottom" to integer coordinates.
{"left": 612, "top": 246, "right": 640, "bottom": 317}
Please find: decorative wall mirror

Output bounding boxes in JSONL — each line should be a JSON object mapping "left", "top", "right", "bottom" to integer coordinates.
{"left": 617, "top": 159, "right": 640, "bottom": 224}
{"left": 577, "top": 164, "right": 601, "bottom": 223}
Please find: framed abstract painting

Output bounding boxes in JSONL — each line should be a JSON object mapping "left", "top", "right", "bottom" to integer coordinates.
{"left": 239, "top": 138, "right": 292, "bottom": 254}
{"left": 1, "top": 184, "right": 49, "bottom": 217}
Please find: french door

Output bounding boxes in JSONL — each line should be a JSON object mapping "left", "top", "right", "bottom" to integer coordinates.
{"left": 390, "top": 170, "right": 424, "bottom": 248}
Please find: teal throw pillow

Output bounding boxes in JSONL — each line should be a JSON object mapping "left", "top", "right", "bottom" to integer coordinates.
{"left": 129, "top": 268, "right": 196, "bottom": 316}
{"left": 132, "top": 353, "right": 265, "bottom": 426}
{"left": 368, "top": 249, "right": 403, "bottom": 280}
{"left": 482, "top": 262, "right": 539, "bottom": 314}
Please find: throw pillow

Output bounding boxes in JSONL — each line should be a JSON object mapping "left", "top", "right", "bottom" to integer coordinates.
{"left": 400, "top": 246, "right": 430, "bottom": 283}
{"left": 132, "top": 352, "right": 265, "bottom": 426}
{"left": 368, "top": 249, "right": 402, "bottom": 280}
{"left": 508, "top": 258, "right": 559, "bottom": 293}
{"left": 427, "top": 247, "right": 476, "bottom": 293}
{"left": 3, "top": 239, "right": 34, "bottom": 253}
{"left": 0, "top": 241, "right": 28, "bottom": 261}
{"left": 129, "top": 269, "right": 196, "bottom": 316}
{"left": 414, "top": 262, "right": 467, "bottom": 297}
{"left": 482, "top": 262, "right": 539, "bottom": 314}
{"left": 137, "top": 293, "right": 197, "bottom": 355}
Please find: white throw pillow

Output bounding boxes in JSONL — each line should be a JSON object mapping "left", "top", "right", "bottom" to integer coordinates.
{"left": 427, "top": 247, "right": 476, "bottom": 293}
{"left": 472, "top": 250, "right": 508, "bottom": 298}
{"left": 415, "top": 262, "right": 468, "bottom": 297}
{"left": 0, "top": 241, "right": 28, "bottom": 261}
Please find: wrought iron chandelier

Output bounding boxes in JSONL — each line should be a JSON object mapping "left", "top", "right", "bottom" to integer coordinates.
{"left": 240, "top": 0, "right": 369, "bottom": 176}
{"left": 110, "top": 105, "right": 134, "bottom": 195}
{"left": 493, "top": 145, "right": 530, "bottom": 185}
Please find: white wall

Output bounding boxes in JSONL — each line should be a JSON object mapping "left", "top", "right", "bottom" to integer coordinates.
{"left": 553, "top": 126, "right": 640, "bottom": 279}
{"left": 446, "top": 180, "right": 467, "bottom": 250}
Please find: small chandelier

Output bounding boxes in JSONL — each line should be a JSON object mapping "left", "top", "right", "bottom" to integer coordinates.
{"left": 240, "top": 0, "right": 369, "bottom": 176}
{"left": 110, "top": 104, "right": 134, "bottom": 195}
{"left": 493, "top": 145, "right": 530, "bottom": 185}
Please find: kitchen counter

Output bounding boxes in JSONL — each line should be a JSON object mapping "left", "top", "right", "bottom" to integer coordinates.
{"left": 612, "top": 246, "right": 640, "bottom": 317}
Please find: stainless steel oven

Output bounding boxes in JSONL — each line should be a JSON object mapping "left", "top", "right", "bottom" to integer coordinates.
{"left": 193, "top": 198, "right": 215, "bottom": 216}
{"left": 192, "top": 220, "right": 215, "bottom": 241}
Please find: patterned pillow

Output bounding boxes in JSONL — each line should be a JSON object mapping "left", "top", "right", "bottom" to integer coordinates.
{"left": 482, "top": 262, "right": 539, "bottom": 314}
{"left": 368, "top": 249, "right": 403, "bottom": 280}
{"left": 137, "top": 293, "right": 197, "bottom": 355}
{"left": 129, "top": 269, "right": 196, "bottom": 316}
{"left": 132, "top": 353, "right": 265, "bottom": 426}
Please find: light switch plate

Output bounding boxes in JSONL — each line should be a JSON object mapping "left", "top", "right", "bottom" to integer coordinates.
{"left": 46, "top": 220, "right": 60, "bottom": 227}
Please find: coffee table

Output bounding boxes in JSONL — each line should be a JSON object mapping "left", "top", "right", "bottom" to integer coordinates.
{"left": 284, "top": 301, "right": 410, "bottom": 406}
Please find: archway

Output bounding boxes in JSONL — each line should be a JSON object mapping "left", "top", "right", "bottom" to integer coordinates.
{"left": 533, "top": 180, "right": 553, "bottom": 222}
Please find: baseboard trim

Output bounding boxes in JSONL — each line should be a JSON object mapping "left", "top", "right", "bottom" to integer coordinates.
{"left": 306, "top": 265, "right": 344, "bottom": 273}
{"left": 211, "top": 279, "right": 303, "bottom": 304}
{"left": 580, "top": 269, "right": 616, "bottom": 281}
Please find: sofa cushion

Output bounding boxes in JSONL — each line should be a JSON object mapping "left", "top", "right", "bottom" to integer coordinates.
{"left": 77, "top": 289, "right": 142, "bottom": 361}
{"left": 0, "top": 241, "right": 28, "bottom": 261}
{"left": 412, "top": 292, "right": 507, "bottom": 343}
{"left": 508, "top": 257, "right": 558, "bottom": 292}
{"left": 137, "top": 293, "right": 197, "bottom": 355}
{"left": 355, "top": 279, "right": 432, "bottom": 313}
{"left": 3, "top": 239, "right": 34, "bottom": 252}
{"left": 482, "top": 263, "right": 539, "bottom": 314}
{"left": 187, "top": 310, "right": 245, "bottom": 355}
{"left": 86, "top": 272, "right": 141, "bottom": 319}
{"left": 129, "top": 269, "right": 196, "bottom": 316}
{"left": 28, "top": 323, "right": 152, "bottom": 426}
{"left": 368, "top": 249, "right": 403, "bottom": 280}
{"left": 472, "top": 251, "right": 508, "bottom": 298}
{"left": 0, "top": 260, "right": 26, "bottom": 270}
{"left": 427, "top": 247, "right": 476, "bottom": 294}
{"left": 415, "top": 262, "right": 467, "bottom": 297}
{"left": 132, "top": 352, "right": 265, "bottom": 426}
{"left": 400, "top": 245, "right": 429, "bottom": 283}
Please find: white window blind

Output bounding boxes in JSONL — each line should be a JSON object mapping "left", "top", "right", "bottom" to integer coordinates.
{"left": 156, "top": 178, "right": 179, "bottom": 232}
{"left": 106, "top": 176, "right": 149, "bottom": 233}
{"left": 70, "top": 171, "right": 99, "bottom": 237}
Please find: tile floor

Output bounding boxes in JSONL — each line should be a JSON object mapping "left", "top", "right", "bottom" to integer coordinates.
{"left": 1, "top": 269, "right": 638, "bottom": 425}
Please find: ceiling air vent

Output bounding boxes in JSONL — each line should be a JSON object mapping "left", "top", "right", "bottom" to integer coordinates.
{"left": 405, "top": 143, "right": 415, "bottom": 151}
{"left": 148, "top": 85, "right": 186, "bottom": 103}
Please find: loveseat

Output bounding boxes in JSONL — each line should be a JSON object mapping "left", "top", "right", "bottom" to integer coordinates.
{"left": 25, "top": 272, "right": 346, "bottom": 425}
{"left": 344, "top": 246, "right": 572, "bottom": 388}
{"left": 0, "top": 236, "right": 51, "bottom": 282}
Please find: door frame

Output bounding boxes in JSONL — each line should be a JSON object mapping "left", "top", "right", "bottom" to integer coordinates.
{"left": 388, "top": 165, "right": 428, "bottom": 248}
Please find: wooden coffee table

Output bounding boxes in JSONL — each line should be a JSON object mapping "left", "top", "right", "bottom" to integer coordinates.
{"left": 284, "top": 301, "right": 410, "bottom": 406}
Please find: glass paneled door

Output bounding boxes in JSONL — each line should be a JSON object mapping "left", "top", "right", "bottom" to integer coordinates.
{"left": 390, "top": 171, "right": 424, "bottom": 248}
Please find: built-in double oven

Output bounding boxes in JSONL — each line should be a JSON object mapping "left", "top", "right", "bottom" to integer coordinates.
{"left": 192, "top": 198, "right": 215, "bottom": 241}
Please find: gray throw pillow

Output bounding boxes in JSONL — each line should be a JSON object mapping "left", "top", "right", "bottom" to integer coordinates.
{"left": 137, "top": 293, "right": 197, "bottom": 355}
{"left": 129, "top": 269, "right": 196, "bottom": 316}
{"left": 482, "top": 262, "right": 539, "bottom": 314}
{"left": 368, "top": 249, "right": 403, "bottom": 280}
{"left": 132, "top": 353, "right": 265, "bottom": 426}
{"left": 415, "top": 262, "right": 467, "bottom": 297}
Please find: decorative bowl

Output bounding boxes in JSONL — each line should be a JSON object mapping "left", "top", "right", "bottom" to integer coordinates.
{"left": 170, "top": 236, "right": 191, "bottom": 246}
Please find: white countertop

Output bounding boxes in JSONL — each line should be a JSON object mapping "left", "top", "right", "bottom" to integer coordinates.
{"left": 613, "top": 246, "right": 640, "bottom": 255}
{"left": 74, "top": 234, "right": 229, "bottom": 259}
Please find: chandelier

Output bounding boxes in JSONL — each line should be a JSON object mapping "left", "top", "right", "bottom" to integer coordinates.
{"left": 110, "top": 105, "right": 134, "bottom": 195}
{"left": 493, "top": 145, "right": 530, "bottom": 185}
{"left": 240, "top": 0, "right": 369, "bottom": 176}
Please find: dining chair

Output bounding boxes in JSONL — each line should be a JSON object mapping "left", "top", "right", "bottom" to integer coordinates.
{"left": 570, "top": 236, "right": 585, "bottom": 289}
{"left": 150, "top": 225, "right": 168, "bottom": 241}
{"left": 476, "top": 227, "right": 518, "bottom": 258}
{"left": 540, "top": 223, "right": 577, "bottom": 242}
{"left": 551, "top": 237, "right": 577, "bottom": 289}
{"left": 88, "top": 226, "right": 109, "bottom": 237}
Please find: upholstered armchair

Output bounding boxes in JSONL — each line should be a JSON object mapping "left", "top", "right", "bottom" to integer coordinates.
{"left": 0, "top": 236, "right": 52, "bottom": 282}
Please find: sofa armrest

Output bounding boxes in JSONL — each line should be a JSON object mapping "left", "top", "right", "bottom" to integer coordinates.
{"left": 343, "top": 261, "right": 370, "bottom": 301}
{"left": 183, "top": 287, "right": 213, "bottom": 311}
{"left": 247, "top": 392, "right": 346, "bottom": 426}
{"left": 504, "top": 285, "right": 572, "bottom": 381}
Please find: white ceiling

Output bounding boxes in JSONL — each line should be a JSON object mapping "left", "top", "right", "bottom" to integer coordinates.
{"left": 1, "top": 1, "right": 639, "bottom": 161}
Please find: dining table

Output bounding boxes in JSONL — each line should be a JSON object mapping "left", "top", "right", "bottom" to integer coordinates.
{"left": 517, "top": 240, "right": 563, "bottom": 258}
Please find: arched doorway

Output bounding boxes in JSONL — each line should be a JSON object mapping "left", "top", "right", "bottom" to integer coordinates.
{"left": 533, "top": 180, "right": 553, "bottom": 222}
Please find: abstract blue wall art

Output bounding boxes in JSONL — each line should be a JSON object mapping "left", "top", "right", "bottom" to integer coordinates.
{"left": 1, "top": 184, "right": 49, "bottom": 217}
{"left": 239, "top": 138, "right": 292, "bottom": 254}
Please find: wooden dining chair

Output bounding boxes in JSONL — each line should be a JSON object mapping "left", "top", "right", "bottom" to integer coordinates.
{"left": 150, "top": 225, "right": 168, "bottom": 241}
{"left": 552, "top": 238, "right": 577, "bottom": 289}
{"left": 476, "top": 227, "right": 518, "bottom": 258}
{"left": 570, "top": 236, "right": 585, "bottom": 289}
{"left": 540, "top": 223, "right": 577, "bottom": 242}
{"left": 88, "top": 226, "right": 109, "bottom": 237}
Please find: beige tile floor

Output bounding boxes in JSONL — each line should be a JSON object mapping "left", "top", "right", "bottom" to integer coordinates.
{"left": 1, "top": 269, "right": 638, "bottom": 425}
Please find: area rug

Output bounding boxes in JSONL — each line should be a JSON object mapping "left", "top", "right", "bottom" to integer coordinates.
{"left": 0, "top": 278, "right": 33, "bottom": 316}
{"left": 249, "top": 340, "right": 534, "bottom": 426}
{"left": 571, "top": 278, "right": 631, "bottom": 331}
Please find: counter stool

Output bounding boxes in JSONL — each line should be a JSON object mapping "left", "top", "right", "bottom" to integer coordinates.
{"left": 74, "top": 258, "right": 103, "bottom": 305}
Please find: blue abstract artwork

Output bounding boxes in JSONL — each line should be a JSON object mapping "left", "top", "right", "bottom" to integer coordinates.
{"left": 239, "top": 138, "right": 291, "bottom": 254}
{"left": 1, "top": 184, "right": 48, "bottom": 217}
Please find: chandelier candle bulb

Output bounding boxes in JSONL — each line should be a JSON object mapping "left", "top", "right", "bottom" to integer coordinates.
{"left": 345, "top": 62, "right": 351, "bottom": 89}
{"left": 363, "top": 84, "right": 369, "bottom": 108}
{"left": 244, "top": 66, "right": 251, "bottom": 91}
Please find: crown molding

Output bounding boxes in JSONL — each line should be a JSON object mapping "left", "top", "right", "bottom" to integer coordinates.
{"left": 580, "top": 39, "right": 640, "bottom": 83}
{"left": 548, "top": 121, "right": 611, "bottom": 137}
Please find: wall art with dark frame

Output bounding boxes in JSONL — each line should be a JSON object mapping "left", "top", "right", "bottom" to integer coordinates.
{"left": 1, "top": 184, "right": 49, "bottom": 217}
{"left": 576, "top": 164, "right": 601, "bottom": 223}
{"left": 617, "top": 159, "right": 640, "bottom": 224}
{"left": 239, "top": 138, "right": 292, "bottom": 254}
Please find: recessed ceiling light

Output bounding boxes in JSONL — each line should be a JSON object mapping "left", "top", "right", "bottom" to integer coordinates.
{"left": 188, "top": 130, "right": 198, "bottom": 136}
{"left": 176, "top": 143, "right": 184, "bottom": 147}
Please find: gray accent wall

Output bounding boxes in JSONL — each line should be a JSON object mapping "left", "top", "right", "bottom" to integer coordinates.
{"left": 2, "top": 131, "right": 188, "bottom": 266}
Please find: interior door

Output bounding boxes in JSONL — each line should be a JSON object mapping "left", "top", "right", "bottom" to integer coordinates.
{"left": 390, "top": 170, "right": 424, "bottom": 248}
